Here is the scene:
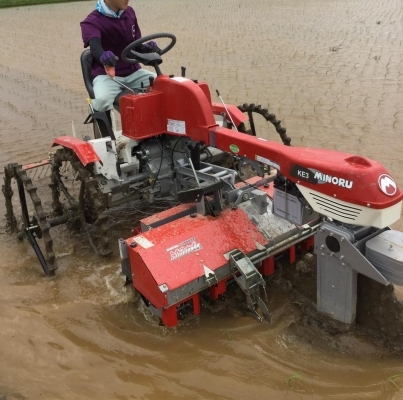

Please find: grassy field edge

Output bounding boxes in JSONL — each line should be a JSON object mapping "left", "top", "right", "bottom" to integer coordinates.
{"left": 0, "top": 0, "right": 87, "bottom": 8}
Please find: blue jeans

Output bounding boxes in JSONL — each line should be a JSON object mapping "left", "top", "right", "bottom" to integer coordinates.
{"left": 92, "top": 68, "right": 157, "bottom": 111}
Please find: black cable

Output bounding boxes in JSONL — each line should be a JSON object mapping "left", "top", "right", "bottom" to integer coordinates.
{"left": 170, "top": 137, "right": 183, "bottom": 168}
{"left": 151, "top": 137, "right": 168, "bottom": 189}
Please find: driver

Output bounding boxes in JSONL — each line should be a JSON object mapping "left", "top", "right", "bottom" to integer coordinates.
{"left": 80, "top": 0, "right": 158, "bottom": 112}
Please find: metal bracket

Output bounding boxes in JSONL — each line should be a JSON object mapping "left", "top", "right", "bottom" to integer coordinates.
{"left": 228, "top": 249, "right": 271, "bottom": 322}
{"left": 315, "top": 222, "right": 389, "bottom": 324}
{"left": 203, "top": 265, "right": 218, "bottom": 286}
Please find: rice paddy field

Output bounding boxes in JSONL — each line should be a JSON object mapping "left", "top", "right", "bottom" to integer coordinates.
{"left": 0, "top": 0, "right": 403, "bottom": 399}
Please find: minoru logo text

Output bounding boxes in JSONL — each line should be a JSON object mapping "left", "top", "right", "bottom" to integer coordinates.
{"left": 290, "top": 165, "right": 354, "bottom": 189}
{"left": 313, "top": 171, "right": 353, "bottom": 189}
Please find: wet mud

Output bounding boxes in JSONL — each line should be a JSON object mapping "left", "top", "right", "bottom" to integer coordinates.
{"left": 279, "top": 252, "right": 403, "bottom": 355}
{"left": 1, "top": 0, "right": 403, "bottom": 399}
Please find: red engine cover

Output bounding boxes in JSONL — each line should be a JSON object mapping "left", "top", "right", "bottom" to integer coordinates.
{"left": 120, "top": 75, "right": 217, "bottom": 142}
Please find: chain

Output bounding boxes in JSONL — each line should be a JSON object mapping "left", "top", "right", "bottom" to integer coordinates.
{"left": 237, "top": 103, "right": 292, "bottom": 146}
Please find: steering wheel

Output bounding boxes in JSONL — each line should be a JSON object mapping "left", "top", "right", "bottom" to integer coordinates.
{"left": 121, "top": 33, "right": 176, "bottom": 64}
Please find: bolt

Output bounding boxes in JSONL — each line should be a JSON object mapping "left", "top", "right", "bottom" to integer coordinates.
{"left": 264, "top": 183, "right": 269, "bottom": 188}
{"left": 130, "top": 242, "right": 137, "bottom": 248}
{"left": 190, "top": 213, "right": 197, "bottom": 218}
{"left": 231, "top": 204, "right": 237, "bottom": 210}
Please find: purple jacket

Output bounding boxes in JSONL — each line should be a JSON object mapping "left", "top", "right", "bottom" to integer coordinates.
{"left": 80, "top": 6, "right": 142, "bottom": 78}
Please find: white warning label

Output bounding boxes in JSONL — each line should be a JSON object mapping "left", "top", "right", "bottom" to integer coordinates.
{"left": 167, "top": 119, "right": 186, "bottom": 134}
{"left": 133, "top": 236, "right": 154, "bottom": 249}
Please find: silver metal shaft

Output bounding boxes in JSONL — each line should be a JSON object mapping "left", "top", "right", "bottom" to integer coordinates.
{"left": 112, "top": 77, "right": 135, "bottom": 94}
{"left": 216, "top": 89, "right": 238, "bottom": 132}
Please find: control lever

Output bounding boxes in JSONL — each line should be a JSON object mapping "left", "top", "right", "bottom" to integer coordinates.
{"left": 105, "top": 58, "right": 135, "bottom": 94}
{"left": 216, "top": 90, "right": 238, "bottom": 132}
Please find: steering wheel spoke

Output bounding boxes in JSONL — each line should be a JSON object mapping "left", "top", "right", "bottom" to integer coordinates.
{"left": 121, "top": 33, "right": 176, "bottom": 75}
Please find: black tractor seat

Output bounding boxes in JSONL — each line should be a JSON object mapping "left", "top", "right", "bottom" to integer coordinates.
{"left": 81, "top": 49, "right": 138, "bottom": 139}
{"left": 80, "top": 49, "right": 134, "bottom": 111}
{"left": 80, "top": 49, "right": 95, "bottom": 100}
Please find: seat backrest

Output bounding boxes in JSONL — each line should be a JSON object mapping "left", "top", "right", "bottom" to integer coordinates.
{"left": 80, "top": 50, "right": 95, "bottom": 99}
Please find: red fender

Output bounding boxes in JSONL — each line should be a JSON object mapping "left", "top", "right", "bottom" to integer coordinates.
{"left": 51, "top": 136, "right": 101, "bottom": 166}
{"left": 212, "top": 102, "right": 249, "bottom": 127}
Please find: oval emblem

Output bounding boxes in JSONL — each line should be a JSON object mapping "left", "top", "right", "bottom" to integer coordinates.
{"left": 229, "top": 144, "right": 239, "bottom": 153}
{"left": 378, "top": 174, "right": 397, "bottom": 196}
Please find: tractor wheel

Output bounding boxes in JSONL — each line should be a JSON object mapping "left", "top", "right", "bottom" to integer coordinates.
{"left": 3, "top": 163, "right": 57, "bottom": 276}
{"left": 49, "top": 148, "right": 112, "bottom": 257}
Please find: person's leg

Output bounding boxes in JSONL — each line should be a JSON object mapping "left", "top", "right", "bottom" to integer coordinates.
{"left": 122, "top": 69, "right": 157, "bottom": 92}
{"left": 92, "top": 75, "right": 123, "bottom": 111}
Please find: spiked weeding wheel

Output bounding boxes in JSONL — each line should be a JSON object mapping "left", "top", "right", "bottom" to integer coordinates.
{"left": 2, "top": 148, "right": 113, "bottom": 276}
{"left": 49, "top": 148, "right": 112, "bottom": 257}
{"left": 237, "top": 103, "right": 292, "bottom": 145}
{"left": 3, "top": 163, "right": 56, "bottom": 276}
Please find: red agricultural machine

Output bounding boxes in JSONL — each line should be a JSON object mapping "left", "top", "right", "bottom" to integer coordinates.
{"left": 3, "top": 34, "right": 403, "bottom": 327}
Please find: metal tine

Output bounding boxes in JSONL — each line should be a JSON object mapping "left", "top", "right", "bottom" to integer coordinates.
{"left": 31, "top": 168, "right": 39, "bottom": 180}
{"left": 45, "top": 164, "right": 51, "bottom": 178}
{"left": 38, "top": 164, "right": 51, "bottom": 179}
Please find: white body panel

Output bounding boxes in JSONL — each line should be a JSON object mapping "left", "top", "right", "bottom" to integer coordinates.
{"left": 297, "top": 184, "right": 402, "bottom": 228}
{"left": 88, "top": 138, "right": 119, "bottom": 181}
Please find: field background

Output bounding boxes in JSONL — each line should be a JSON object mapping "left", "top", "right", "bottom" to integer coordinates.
{"left": 0, "top": 0, "right": 402, "bottom": 399}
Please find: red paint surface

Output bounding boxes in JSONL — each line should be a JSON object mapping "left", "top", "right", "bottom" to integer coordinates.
{"left": 120, "top": 92, "right": 166, "bottom": 139}
{"left": 260, "top": 257, "right": 275, "bottom": 276}
{"left": 52, "top": 137, "right": 100, "bottom": 166}
{"left": 210, "top": 125, "right": 403, "bottom": 209}
{"left": 209, "top": 280, "right": 227, "bottom": 300}
{"left": 119, "top": 73, "right": 401, "bottom": 210}
{"left": 22, "top": 159, "right": 49, "bottom": 171}
{"left": 120, "top": 75, "right": 216, "bottom": 142}
{"left": 127, "top": 208, "right": 268, "bottom": 300}
{"left": 212, "top": 103, "right": 249, "bottom": 126}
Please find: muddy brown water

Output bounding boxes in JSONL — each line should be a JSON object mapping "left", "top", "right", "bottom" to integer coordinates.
{"left": 1, "top": 0, "right": 403, "bottom": 398}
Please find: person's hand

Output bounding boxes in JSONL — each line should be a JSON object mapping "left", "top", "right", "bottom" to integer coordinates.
{"left": 104, "top": 65, "right": 115, "bottom": 78}
{"left": 142, "top": 41, "right": 161, "bottom": 54}
{"left": 100, "top": 51, "right": 118, "bottom": 66}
